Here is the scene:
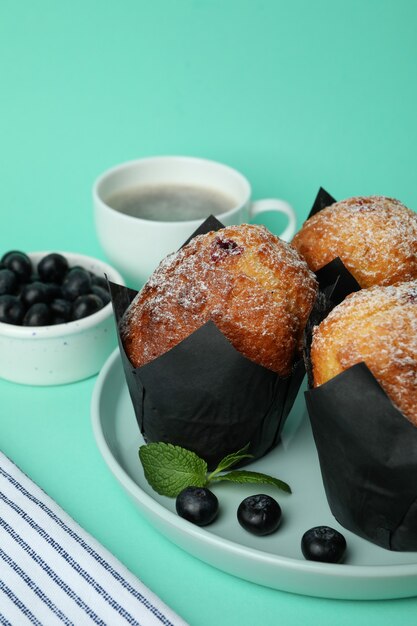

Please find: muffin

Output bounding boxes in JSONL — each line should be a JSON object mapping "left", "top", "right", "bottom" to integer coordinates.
{"left": 311, "top": 280, "right": 417, "bottom": 426}
{"left": 292, "top": 196, "right": 417, "bottom": 288}
{"left": 121, "top": 223, "right": 318, "bottom": 376}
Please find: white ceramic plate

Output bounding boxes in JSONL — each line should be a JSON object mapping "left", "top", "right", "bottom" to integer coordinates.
{"left": 91, "top": 349, "right": 417, "bottom": 600}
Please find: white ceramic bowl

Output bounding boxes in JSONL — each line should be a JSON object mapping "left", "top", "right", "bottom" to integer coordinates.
{"left": 0, "top": 251, "right": 124, "bottom": 386}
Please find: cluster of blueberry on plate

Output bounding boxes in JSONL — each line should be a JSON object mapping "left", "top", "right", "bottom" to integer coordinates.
{"left": 176, "top": 487, "right": 346, "bottom": 563}
{"left": 0, "top": 250, "right": 110, "bottom": 326}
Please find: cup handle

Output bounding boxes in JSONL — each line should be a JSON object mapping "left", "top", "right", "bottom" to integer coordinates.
{"left": 249, "top": 198, "right": 297, "bottom": 242}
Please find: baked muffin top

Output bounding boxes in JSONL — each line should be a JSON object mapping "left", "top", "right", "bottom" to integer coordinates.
{"left": 121, "top": 224, "right": 317, "bottom": 375}
{"left": 293, "top": 196, "right": 417, "bottom": 288}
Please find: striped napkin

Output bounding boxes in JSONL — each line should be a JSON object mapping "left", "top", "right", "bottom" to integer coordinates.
{"left": 0, "top": 451, "right": 188, "bottom": 626}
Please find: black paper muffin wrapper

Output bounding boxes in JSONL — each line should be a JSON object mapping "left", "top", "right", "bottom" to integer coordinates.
{"left": 108, "top": 216, "right": 306, "bottom": 470}
{"left": 306, "top": 187, "right": 361, "bottom": 302}
{"left": 303, "top": 275, "right": 417, "bottom": 551}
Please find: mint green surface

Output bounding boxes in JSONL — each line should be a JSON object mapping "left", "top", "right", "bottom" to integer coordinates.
{"left": 1, "top": 1, "right": 417, "bottom": 624}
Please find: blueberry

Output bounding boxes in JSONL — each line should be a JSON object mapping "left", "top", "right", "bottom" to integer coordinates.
{"left": 2, "top": 251, "right": 32, "bottom": 282}
{"left": 50, "top": 298, "right": 72, "bottom": 322}
{"left": 71, "top": 294, "right": 103, "bottom": 320}
{"left": 0, "top": 268, "right": 19, "bottom": 295}
{"left": 176, "top": 486, "right": 219, "bottom": 526}
{"left": 23, "top": 302, "right": 52, "bottom": 326}
{"left": 237, "top": 494, "right": 282, "bottom": 536}
{"left": 20, "top": 281, "right": 49, "bottom": 307}
{"left": 0, "top": 294, "right": 25, "bottom": 324}
{"left": 91, "top": 285, "right": 110, "bottom": 305}
{"left": 44, "top": 282, "right": 63, "bottom": 300}
{"left": 62, "top": 268, "right": 92, "bottom": 301}
{"left": 38, "top": 253, "right": 69, "bottom": 283}
{"left": 71, "top": 265, "right": 89, "bottom": 274}
{"left": 1, "top": 250, "right": 23, "bottom": 264}
{"left": 301, "top": 526, "right": 347, "bottom": 563}
{"left": 91, "top": 275, "right": 109, "bottom": 290}
{"left": 53, "top": 316, "right": 68, "bottom": 325}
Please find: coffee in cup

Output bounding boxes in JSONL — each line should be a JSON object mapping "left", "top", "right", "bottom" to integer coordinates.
{"left": 93, "top": 156, "right": 296, "bottom": 287}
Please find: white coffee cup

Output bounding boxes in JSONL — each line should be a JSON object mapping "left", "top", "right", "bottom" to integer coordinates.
{"left": 93, "top": 156, "right": 296, "bottom": 287}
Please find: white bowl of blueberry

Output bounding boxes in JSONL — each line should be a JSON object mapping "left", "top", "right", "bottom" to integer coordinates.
{"left": 0, "top": 250, "right": 124, "bottom": 385}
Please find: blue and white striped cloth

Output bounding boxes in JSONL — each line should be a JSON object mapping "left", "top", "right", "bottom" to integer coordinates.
{"left": 0, "top": 452, "right": 188, "bottom": 626}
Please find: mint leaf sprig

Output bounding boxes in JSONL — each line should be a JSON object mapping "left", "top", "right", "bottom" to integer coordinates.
{"left": 139, "top": 442, "right": 291, "bottom": 497}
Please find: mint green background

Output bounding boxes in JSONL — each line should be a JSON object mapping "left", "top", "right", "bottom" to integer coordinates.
{"left": 1, "top": 1, "right": 417, "bottom": 624}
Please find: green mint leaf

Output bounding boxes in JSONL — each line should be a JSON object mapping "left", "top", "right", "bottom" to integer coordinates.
{"left": 211, "top": 470, "right": 292, "bottom": 493}
{"left": 139, "top": 442, "right": 292, "bottom": 498}
{"left": 139, "top": 442, "right": 207, "bottom": 497}
{"left": 212, "top": 443, "right": 254, "bottom": 474}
